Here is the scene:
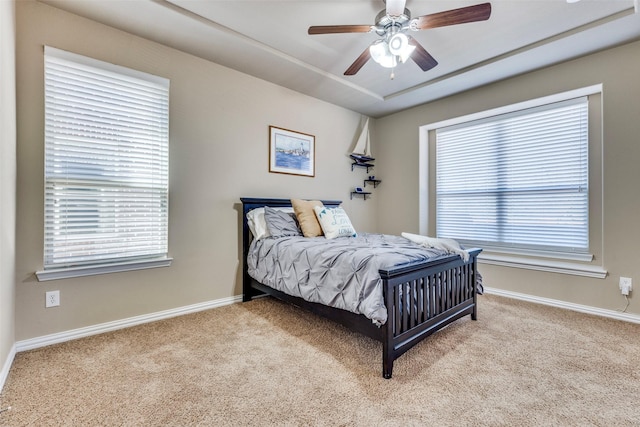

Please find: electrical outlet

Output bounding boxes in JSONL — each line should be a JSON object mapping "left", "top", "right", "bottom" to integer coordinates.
{"left": 45, "top": 290, "right": 60, "bottom": 308}
{"left": 619, "top": 277, "right": 632, "bottom": 296}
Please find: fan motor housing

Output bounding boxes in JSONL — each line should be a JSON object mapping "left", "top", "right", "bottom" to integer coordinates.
{"left": 374, "top": 8, "right": 411, "bottom": 35}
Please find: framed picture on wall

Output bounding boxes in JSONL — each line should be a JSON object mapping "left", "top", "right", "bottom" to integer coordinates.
{"left": 269, "top": 126, "right": 315, "bottom": 177}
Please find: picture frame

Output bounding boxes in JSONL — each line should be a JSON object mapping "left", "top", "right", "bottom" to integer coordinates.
{"left": 269, "top": 126, "right": 315, "bottom": 177}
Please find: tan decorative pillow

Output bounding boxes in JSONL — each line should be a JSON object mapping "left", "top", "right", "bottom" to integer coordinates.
{"left": 291, "top": 199, "right": 324, "bottom": 237}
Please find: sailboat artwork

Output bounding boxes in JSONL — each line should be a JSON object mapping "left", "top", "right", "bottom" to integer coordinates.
{"left": 350, "top": 118, "right": 375, "bottom": 165}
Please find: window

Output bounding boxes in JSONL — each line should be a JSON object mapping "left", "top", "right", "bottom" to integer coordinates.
{"left": 436, "top": 97, "right": 588, "bottom": 255}
{"left": 419, "top": 85, "right": 606, "bottom": 278}
{"left": 36, "top": 47, "right": 171, "bottom": 281}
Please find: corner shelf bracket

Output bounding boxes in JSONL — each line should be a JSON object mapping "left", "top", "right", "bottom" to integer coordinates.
{"left": 351, "top": 162, "right": 374, "bottom": 173}
{"left": 364, "top": 179, "right": 381, "bottom": 188}
{"left": 350, "top": 191, "right": 371, "bottom": 200}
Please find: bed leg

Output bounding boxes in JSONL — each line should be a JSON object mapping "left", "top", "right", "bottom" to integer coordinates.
{"left": 382, "top": 286, "right": 395, "bottom": 379}
{"left": 242, "top": 281, "right": 252, "bottom": 302}
{"left": 383, "top": 341, "right": 394, "bottom": 378}
{"left": 383, "top": 361, "right": 393, "bottom": 379}
{"left": 471, "top": 262, "right": 479, "bottom": 320}
{"left": 471, "top": 287, "right": 478, "bottom": 320}
{"left": 242, "top": 271, "right": 253, "bottom": 302}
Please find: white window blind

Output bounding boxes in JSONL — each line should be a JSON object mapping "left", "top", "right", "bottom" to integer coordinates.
{"left": 435, "top": 97, "right": 588, "bottom": 254}
{"left": 42, "top": 47, "right": 169, "bottom": 274}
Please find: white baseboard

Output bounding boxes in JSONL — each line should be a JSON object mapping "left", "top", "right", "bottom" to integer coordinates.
{"left": 0, "top": 343, "right": 16, "bottom": 393}
{"left": 15, "top": 295, "right": 243, "bottom": 353}
{"left": 484, "top": 287, "right": 640, "bottom": 324}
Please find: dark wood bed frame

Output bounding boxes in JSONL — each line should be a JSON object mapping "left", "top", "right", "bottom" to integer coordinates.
{"left": 241, "top": 197, "right": 482, "bottom": 379}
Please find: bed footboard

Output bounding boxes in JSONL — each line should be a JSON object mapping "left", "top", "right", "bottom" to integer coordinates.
{"left": 379, "top": 248, "right": 481, "bottom": 379}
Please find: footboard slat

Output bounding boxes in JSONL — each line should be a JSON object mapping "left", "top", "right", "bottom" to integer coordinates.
{"left": 409, "top": 281, "right": 417, "bottom": 329}
{"left": 440, "top": 271, "right": 446, "bottom": 314}
{"left": 453, "top": 267, "right": 460, "bottom": 306}
{"left": 429, "top": 276, "right": 436, "bottom": 320}
{"left": 422, "top": 278, "right": 429, "bottom": 323}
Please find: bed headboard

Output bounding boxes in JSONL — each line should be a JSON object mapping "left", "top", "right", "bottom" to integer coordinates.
{"left": 240, "top": 197, "right": 342, "bottom": 301}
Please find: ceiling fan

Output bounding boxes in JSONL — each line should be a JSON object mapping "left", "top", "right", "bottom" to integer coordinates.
{"left": 308, "top": 0, "right": 492, "bottom": 77}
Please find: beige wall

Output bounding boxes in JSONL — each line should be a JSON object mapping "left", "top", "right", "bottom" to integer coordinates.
{"left": 15, "top": 1, "right": 375, "bottom": 341}
{"left": 375, "top": 39, "right": 640, "bottom": 315}
{"left": 0, "top": 0, "right": 17, "bottom": 384}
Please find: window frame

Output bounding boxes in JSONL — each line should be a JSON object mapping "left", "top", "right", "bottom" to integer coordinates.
{"left": 418, "top": 85, "right": 606, "bottom": 278}
{"left": 36, "top": 47, "right": 172, "bottom": 281}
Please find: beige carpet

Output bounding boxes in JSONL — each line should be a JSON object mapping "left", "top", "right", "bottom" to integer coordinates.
{"left": 1, "top": 294, "right": 639, "bottom": 426}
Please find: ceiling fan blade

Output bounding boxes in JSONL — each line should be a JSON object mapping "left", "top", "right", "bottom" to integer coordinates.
{"left": 408, "top": 37, "right": 438, "bottom": 72}
{"left": 344, "top": 47, "right": 372, "bottom": 76}
{"left": 413, "top": 3, "right": 491, "bottom": 30}
{"left": 308, "top": 25, "right": 373, "bottom": 35}
{"left": 386, "top": 0, "right": 407, "bottom": 16}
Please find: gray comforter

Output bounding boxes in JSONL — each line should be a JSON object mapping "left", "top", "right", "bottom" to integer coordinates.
{"left": 247, "top": 233, "right": 449, "bottom": 325}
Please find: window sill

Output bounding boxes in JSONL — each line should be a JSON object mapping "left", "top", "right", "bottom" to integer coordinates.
{"left": 478, "top": 253, "right": 607, "bottom": 279}
{"left": 35, "top": 257, "right": 173, "bottom": 282}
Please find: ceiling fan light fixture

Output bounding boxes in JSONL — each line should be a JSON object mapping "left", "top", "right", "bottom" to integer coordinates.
{"left": 388, "top": 33, "right": 415, "bottom": 62}
{"left": 369, "top": 40, "right": 397, "bottom": 68}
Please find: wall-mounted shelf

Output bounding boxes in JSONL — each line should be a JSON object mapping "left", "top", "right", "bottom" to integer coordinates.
{"left": 350, "top": 191, "right": 372, "bottom": 200}
{"left": 364, "top": 179, "right": 381, "bottom": 188}
{"left": 351, "top": 162, "right": 374, "bottom": 173}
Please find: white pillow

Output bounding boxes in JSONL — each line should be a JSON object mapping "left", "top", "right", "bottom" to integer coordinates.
{"left": 313, "top": 206, "right": 357, "bottom": 239}
{"left": 246, "top": 207, "right": 295, "bottom": 240}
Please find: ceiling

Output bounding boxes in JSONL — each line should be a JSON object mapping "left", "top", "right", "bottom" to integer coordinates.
{"left": 40, "top": 0, "right": 640, "bottom": 118}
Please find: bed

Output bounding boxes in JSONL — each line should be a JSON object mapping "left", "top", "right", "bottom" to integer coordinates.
{"left": 241, "top": 197, "right": 482, "bottom": 378}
